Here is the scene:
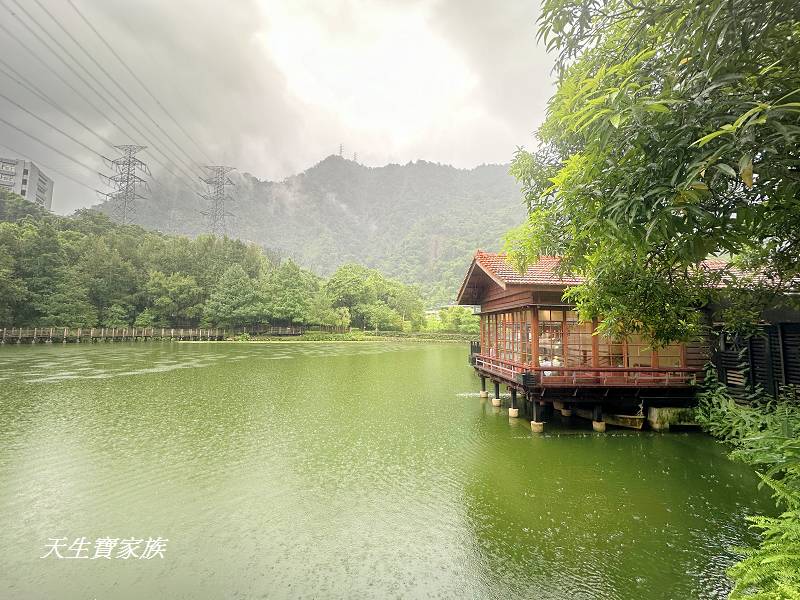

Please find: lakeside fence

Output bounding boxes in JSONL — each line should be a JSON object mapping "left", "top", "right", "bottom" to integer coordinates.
{"left": 0, "top": 325, "right": 351, "bottom": 344}
{"left": 1, "top": 327, "right": 227, "bottom": 343}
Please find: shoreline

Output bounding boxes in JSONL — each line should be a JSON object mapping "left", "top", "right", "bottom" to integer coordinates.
{"left": 180, "top": 335, "right": 470, "bottom": 344}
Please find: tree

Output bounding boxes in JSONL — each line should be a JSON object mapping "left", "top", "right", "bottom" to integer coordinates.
{"left": 35, "top": 272, "right": 98, "bottom": 327}
{"left": 307, "top": 287, "right": 350, "bottom": 327}
{"left": 134, "top": 308, "right": 155, "bottom": 328}
{"left": 103, "top": 304, "right": 130, "bottom": 328}
{"left": 0, "top": 242, "right": 26, "bottom": 324}
{"left": 260, "top": 260, "right": 318, "bottom": 325}
{"left": 202, "top": 265, "right": 263, "bottom": 328}
{"left": 324, "top": 264, "right": 379, "bottom": 322}
{"left": 145, "top": 271, "right": 204, "bottom": 326}
{"left": 507, "top": 0, "right": 800, "bottom": 345}
{"left": 325, "top": 264, "right": 425, "bottom": 329}
{"left": 359, "top": 301, "right": 403, "bottom": 331}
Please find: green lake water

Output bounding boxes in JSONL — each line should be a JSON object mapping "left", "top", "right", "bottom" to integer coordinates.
{"left": 0, "top": 342, "right": 774, "bottom": 599}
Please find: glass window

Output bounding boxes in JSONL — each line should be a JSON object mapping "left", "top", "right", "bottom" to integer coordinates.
{"left": 597, "top": 340, "right": 625, "bottom": 367}
{"left": 566, "top": 319, "right": 593, "bottom": 366}
{"left": 538, "top": 320, "right": 563, "bottom": 368}
{"left": 657, "top": 344, "right": 682, "bottom": 368}
{"left": 627, "top": 335, "right": 652, "bottom": 367}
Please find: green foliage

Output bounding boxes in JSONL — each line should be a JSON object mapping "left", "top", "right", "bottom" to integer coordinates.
{"left": 203, "top": 265, "right": 263, "bottom": 328}
{"left": 260, "top": 260, "right": 318, "bottom": 325}
{"left": 0, "top": 192, "right": 425, "bottom": 331}
{"left": 103, "top": 303, "right": 130, "bottom": 328}
{"left": 562, "top": 250, "right": 712, "bottom": 346}
{"left": 35, "top": 274, "right": 98, "bottom": 328}
{"left": 325, "top": 263, "right": 425, "bottom": 331}
{"left": 508, "top": 0, "right": 800, "bottom": 344}
{"left": 0, "top": 189, "right": 48, "bottom": 222}
{"left": 424, "top": 306, "right": 480, "bottom": 334}
{"left": 133, "top": 308, "right": 155, "bottom": 328}
{"left": 696, "top": 373, "right": 800, "bottom": 597}
{"left": 145, "top": 271, "right": 204, "bottom": 327}
{"left": 103, "top": 157, "right": 524, "bottom": 306}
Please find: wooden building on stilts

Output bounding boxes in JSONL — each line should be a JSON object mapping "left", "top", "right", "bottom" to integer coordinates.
{"left": 457, "top": 251, "right": 709, "bottom": 431}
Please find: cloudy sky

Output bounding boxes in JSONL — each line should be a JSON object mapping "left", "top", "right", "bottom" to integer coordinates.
{"left": 0, "top": 0, "right": 554, "bottom": 213}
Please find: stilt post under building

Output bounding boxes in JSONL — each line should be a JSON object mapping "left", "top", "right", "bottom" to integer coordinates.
{"left": 492, "top": 381, "right": 501, "bottom": 407}
{"left": 592, "top": 404, "right": 606, "bottom": 432}
{"left": 509, "top": 388, "right": 519, "bottom": 418}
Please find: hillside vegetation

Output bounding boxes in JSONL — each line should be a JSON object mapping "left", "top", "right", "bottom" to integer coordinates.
{"left": 98, "top": 156, "right": 524, "bottom": 304}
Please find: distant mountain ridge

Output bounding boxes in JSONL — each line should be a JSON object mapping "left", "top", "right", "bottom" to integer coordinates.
{"left": 98, "top": 155, "right": 525, "bottom": 304}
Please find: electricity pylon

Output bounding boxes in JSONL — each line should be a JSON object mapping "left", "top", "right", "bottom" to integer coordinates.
{"left": 200, "top": 165, "right": 235, "bottom": 236}
{"left": 100, "top": 145, "right": 149, "bottom": 225}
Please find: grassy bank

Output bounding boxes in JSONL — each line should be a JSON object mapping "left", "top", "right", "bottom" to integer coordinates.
{"left": 223, "top": 330, "right": 475, "bottom": 343}
{"left": 695, "top": 370, "right": 800, "bottom": 598}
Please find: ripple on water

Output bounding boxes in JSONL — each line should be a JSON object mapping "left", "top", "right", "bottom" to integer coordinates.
{"left": 0, "top": 342, "right": 774, "bottom": 600}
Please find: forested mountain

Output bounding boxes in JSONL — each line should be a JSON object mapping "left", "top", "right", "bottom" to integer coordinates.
{"left": 98, "top": 156, "right": 524, "bottom": 304}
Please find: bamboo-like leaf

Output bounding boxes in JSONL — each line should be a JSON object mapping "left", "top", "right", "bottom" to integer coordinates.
{"left": 740, "top": 155, "right": 754, "bottom": 188}
{"left": 713, "top": 163, "right": 737, "bottom": 178}
{"left": 693, "top": 125, "right": 734, "bottom": 147}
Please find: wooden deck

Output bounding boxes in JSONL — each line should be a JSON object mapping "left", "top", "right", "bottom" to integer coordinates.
{"left": 473, "top": 353, "right": 702, "bottom": 389}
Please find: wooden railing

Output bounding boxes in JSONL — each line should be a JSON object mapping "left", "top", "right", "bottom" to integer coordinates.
{"left": 473, "top": 353, "right": 702, "bottom": 387}
{"left": 473, "top": 354, "right": 531, "bottom": 380}
{"left": 1, "top": 327, "right": 227, "bottom": 343}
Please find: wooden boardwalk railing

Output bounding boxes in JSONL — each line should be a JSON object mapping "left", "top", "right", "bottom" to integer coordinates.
{"left": 1, "top": 327, "right": 227, "bottom": 343}
{"left": 473, "top": 353, "right": 702, "bottom": 388}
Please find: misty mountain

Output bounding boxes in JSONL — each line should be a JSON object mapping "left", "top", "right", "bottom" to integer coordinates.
{"left": 98, "top": 155, "right": 525, "bottom": 304}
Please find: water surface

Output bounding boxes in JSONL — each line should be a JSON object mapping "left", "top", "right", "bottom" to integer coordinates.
{"left": 0, "top": 342, "right": 772, "bottom": 599}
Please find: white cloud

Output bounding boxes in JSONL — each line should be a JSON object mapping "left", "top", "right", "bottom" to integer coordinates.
{"left": 0, "top": 0, "right": 554, "bottom": 213}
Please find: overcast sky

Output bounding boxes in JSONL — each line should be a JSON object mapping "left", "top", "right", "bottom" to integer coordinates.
{"left": 0, "top": 0, "right": 554, "bottom": 214}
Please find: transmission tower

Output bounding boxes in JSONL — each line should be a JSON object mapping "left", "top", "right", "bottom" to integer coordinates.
{"left": 201, "top": 165, "right": 235, "bottom": 236}
{"left": 339, "top": 143, "right": 343, "bottom": 156}
{"left": 100, "top": 145, "right": 149, "bottom": 225}
{"left": 353, "top": 152, "right": 357, "bottom": 162}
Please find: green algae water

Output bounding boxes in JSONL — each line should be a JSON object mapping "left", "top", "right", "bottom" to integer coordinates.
{"left": 0, "top": 342, "right": 773, "bottom": 599}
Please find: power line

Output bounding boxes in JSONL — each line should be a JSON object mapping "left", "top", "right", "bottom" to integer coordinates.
{"left": 0, "top": 61, "right": 186, "bottom": 200}
{"left": 0, "top": 141, "right": 103, "bottom": 197}
{"left": 30, "top": 0, "right": 208, "bottom": 175}
{"left": 0, "top": 87, "right": 109, "bottom": 160}
{"left": 0, "top": 116, "right": 102, "bottom": 178}
{"left": 65, "top": 0, "right": 215, "bottom": 165}
{"left": 2, "top": 0, "right": 203, "bottom": 191}
{"left": 0, "top": 58, "right": 117, "bottom": 152}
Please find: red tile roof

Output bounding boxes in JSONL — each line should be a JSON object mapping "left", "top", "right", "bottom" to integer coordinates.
{"left": 472, "top": 251, "right": 584, "bottom": 286}
{"left": 457, "top": 251, "right": 737, "bottom": 304}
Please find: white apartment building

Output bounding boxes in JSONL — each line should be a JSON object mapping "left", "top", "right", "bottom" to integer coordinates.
{"left": 0, "top": 157, "right": 54, "bottom": 210}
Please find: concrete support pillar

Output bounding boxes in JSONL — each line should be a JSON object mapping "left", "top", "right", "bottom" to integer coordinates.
{"left": 592, "top": 404, "right": 605, "bottom": 432}
{"left": 531, "top": 400, "right": 545, "bottom": 432}
{"left": 479, "top": 376, "right": 488, "bottom": 398}
{"left": 492, "top": 381, "right": 501, "bottom": 407}
{"left": 646, "top": 407, "right": 696, "bottom": 431}
{"left": 508, "top": 388, "right": 519, "bottom": 418}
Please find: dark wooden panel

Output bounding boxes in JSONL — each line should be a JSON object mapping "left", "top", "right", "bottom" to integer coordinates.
{"left": 749, "top": 334, "right": 775, "bottom": 395}
{"left": 782, "top": 323, "right": 800, "bottom": 386}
